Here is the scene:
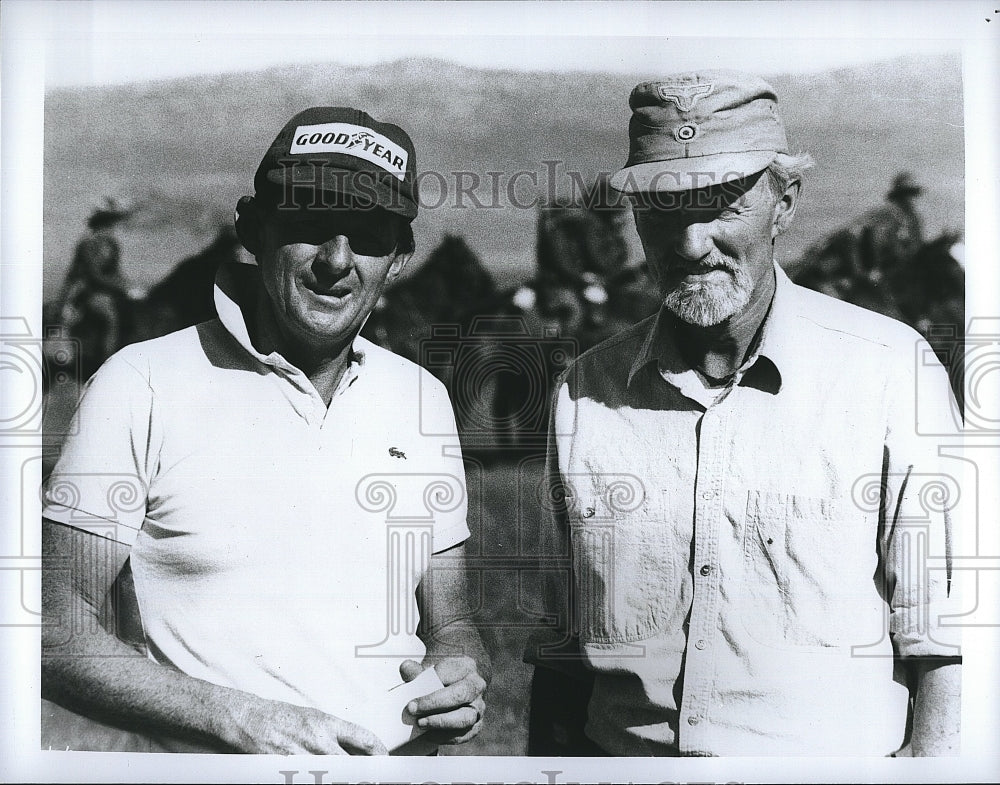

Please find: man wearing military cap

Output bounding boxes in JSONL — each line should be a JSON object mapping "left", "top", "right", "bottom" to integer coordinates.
{"left": 529, "top": 71, "right": 960, "bottom": 756}
{"left": 41, "top": 107, "right": 489, "bottom": 754}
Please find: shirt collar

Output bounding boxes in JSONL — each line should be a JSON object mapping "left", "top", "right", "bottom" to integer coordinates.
{"left": 627, "top": 307, "right": 674, "bottom": 387}
{"left": 627, "top": 261, "right": 798, "bottom": 394}
{"left": 749, "top": 261, "right": 799, "bottom": 390}
{"left": 213, "top": 261, "right": 366, "bottom": 374}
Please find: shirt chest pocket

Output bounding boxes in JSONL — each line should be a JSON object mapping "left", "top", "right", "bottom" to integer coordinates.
{"left": 567, "top": 475, "right": 681, "bottom": 644}
{"left": 741, "top": 490, "right": 877, "bottom": 650}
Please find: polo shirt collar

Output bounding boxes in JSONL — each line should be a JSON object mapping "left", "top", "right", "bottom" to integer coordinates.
{"left": 626, "top": 261, "right": 798, "bottom": 394}
{"left": 213, "top": 261, "right": 366, "bottom": 377}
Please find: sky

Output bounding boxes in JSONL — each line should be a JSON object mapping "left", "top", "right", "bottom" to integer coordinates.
{"left": 10, "top": 0, "right": 970, "bottom": 89}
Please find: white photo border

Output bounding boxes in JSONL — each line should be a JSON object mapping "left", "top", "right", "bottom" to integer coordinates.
{"left": 2, "top": 1, "right": 998, "bottom": 783}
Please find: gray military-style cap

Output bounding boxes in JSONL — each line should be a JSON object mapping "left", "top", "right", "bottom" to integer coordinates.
{"left": 610, "top": 70, "right": 789, "bottom": 194}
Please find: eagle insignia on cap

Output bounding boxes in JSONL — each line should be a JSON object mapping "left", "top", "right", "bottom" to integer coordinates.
{"left": 656, "top": 82, "right": 714, "bottom": 112}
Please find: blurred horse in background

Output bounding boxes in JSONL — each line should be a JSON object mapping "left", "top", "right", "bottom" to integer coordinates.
{"left": 44, "top": 226, "right": 241, "bottom": 386}
{"left": 478, "top": 179, "right": 658, "bottom": 452}
{"left": 129, "top": 226, "right": 241, "bottom": 342}
{"left": 362, "top": 178, "right": 660, "bottom": 455}
{"left": 41, "top": 226, "right": 242, "bottom": 476}
{"left": 789, "top": 228, "right": 965, "bottom": 411}
{"left": 42, "top": 181, "right": 966, "bottom": 463}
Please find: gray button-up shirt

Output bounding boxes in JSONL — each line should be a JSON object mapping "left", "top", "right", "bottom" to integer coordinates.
{"left": 531, "top": 263, "right": 960, "bottom": 756}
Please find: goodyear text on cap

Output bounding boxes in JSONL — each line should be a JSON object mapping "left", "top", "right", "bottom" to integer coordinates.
{"left": 290, "top": 122, "right": 409, "bottom": 180}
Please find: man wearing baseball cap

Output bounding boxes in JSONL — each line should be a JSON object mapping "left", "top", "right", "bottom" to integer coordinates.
{"left": 529, "top": 71, "right": 960, "bottom": 756}
{"left": 41, "top": 107, "right": 489, "bottom": 754}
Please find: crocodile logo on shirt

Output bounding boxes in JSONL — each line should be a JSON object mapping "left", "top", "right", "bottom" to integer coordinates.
{"left": 389, "top": 447, "right": 407, "bottom": 459}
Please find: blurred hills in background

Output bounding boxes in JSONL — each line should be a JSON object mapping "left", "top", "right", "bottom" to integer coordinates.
{"left": 43, "top": 53, "right": 964, "bottom": 298}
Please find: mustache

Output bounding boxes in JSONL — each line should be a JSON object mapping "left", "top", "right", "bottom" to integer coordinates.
{"left": 666, "top": 254, "right": 738, "bottom": 276}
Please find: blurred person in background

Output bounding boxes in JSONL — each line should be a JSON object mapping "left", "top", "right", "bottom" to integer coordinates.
{"left": 793, "top": 172, "right": 926, "bottom": 319}
{"left": 859, "top": 171, "right": 925, "bottom": 284}
{"left": 53, "top": 198, "right": 133, "bottom": 381}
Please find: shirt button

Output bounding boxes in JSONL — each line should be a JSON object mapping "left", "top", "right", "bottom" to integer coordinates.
{"left": 701, "top": 490, "right": 714, "bottom": 500}
{"left": 688, "top": 715, "right": 700, "bottom": 726}
{"left": 695, "top": 639, "right": 707, "bottom": 650}
{"left": 699, "top": 564, "right": 712, "bottom": 576}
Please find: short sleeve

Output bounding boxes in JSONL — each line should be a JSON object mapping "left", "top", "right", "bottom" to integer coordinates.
{"left": 42, "top": 350, "right": 155, "bottom": 547}
{"left": 417, "top": 371, "right": 470, "bottom": 554}
{"left": 882, "top": 336, "right": 962, "bottom": 658}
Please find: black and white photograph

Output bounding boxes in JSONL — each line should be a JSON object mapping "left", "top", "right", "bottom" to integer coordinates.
{"left": 1, "top": 1, "right": 998, "bottom": 783}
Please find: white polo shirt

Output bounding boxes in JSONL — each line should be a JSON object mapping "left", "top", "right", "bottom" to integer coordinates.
{"left": 42, "top": 262, "right": 470, "bottom": 735}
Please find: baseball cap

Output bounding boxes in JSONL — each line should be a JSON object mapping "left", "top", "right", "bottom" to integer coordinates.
{"left": 609, "top": 70, "right": 789, "bottom": 194}
{"left": 254, "top": 107, "right": 419, "bottom": 220}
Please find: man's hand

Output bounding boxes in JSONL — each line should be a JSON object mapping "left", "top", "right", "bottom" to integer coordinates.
{"left": 400, "top": 656, "right": 487, "bottom": 745}
{"left": 230, "top": 698, "right": 388, "bottom": 755}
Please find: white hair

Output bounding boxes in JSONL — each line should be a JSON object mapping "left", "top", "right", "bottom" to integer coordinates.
{"left": 764, "top": 152, "right": 815, "bottom": 196}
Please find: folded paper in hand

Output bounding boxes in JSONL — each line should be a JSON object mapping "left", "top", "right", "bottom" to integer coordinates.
{"left": 364, "top": 666, "right": 445, "bottom": 754}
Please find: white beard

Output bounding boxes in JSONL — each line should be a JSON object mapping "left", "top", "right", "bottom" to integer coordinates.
{"left": 663, "top": 264, "right": 755, "bottom": 326}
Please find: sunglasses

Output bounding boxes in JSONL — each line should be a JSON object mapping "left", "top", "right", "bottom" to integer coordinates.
{"left": 269, "top": 205, "right": 403, "bottom": 257}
